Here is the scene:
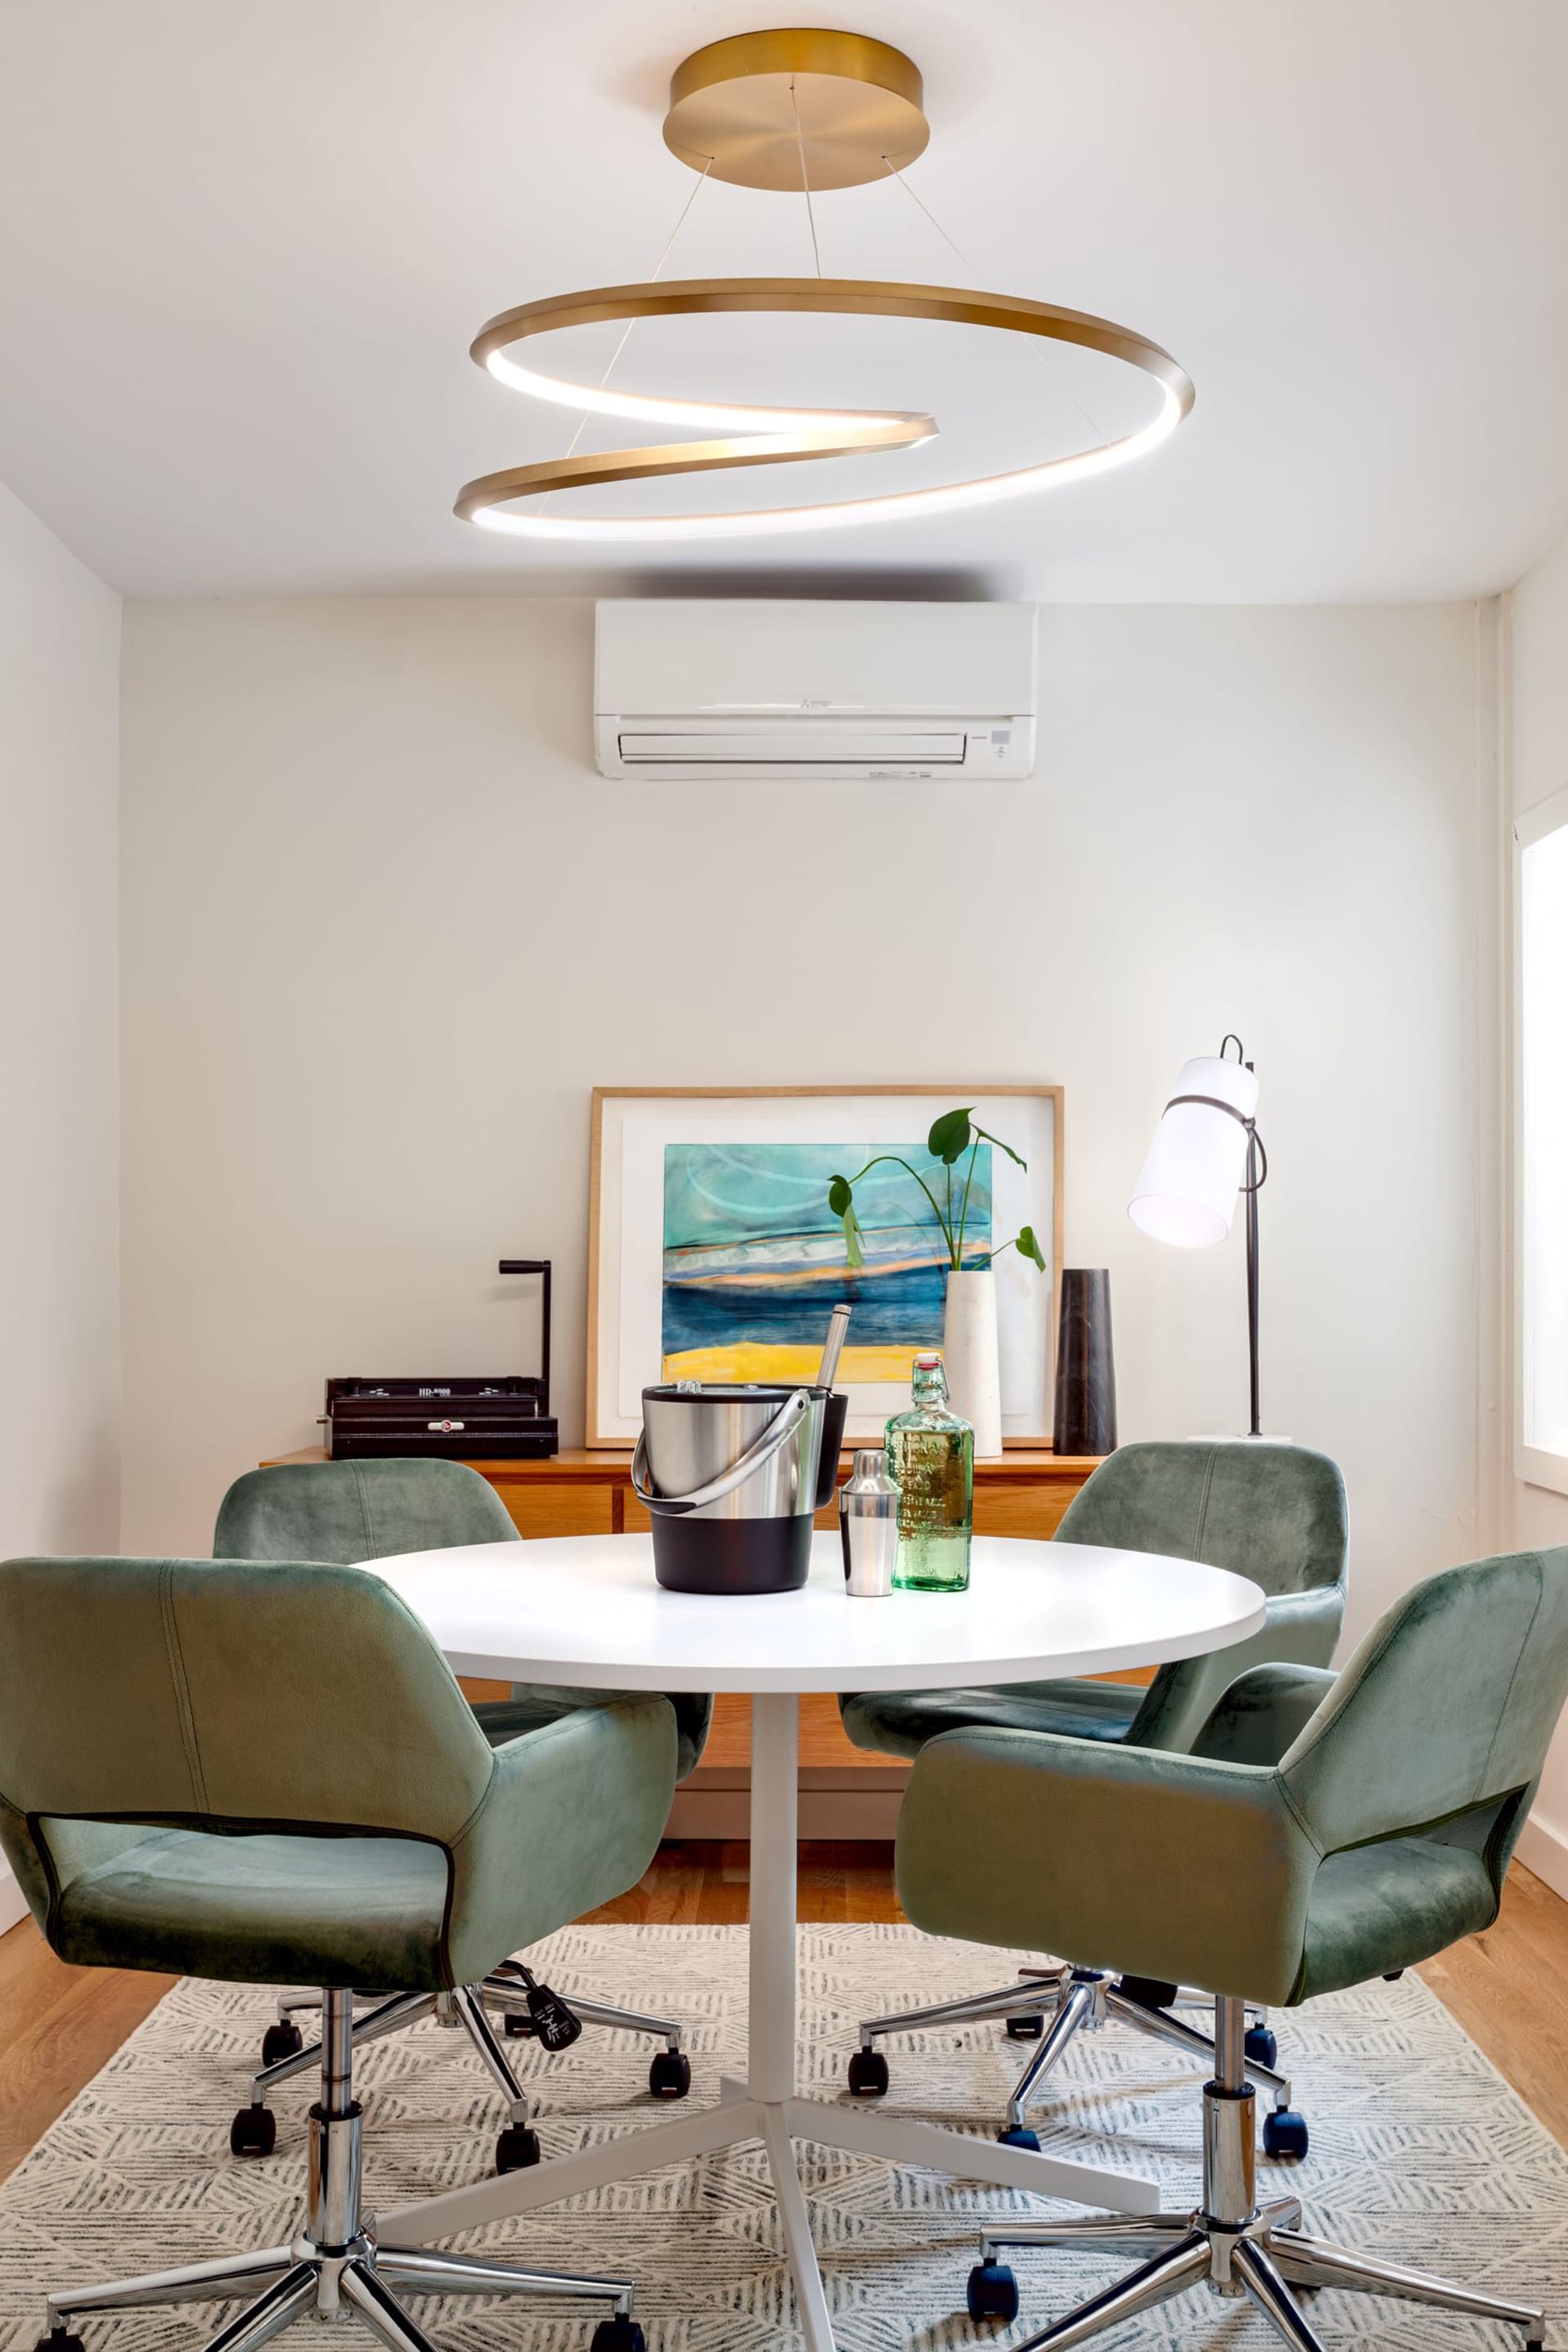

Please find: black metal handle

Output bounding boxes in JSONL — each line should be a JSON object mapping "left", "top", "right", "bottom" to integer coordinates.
{"left": 498, "top": 1259, "right": 551, "bottom": 1419}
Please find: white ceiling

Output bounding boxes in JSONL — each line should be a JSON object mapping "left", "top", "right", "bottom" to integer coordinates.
{"left": 2, "top": 0, "right": 1566, "bottom": 603}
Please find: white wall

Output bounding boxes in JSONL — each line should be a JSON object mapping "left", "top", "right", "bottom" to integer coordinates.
{"left": 0, "top": 483, "right": 121, "bottom": 1928}
{"left": 1505, "top": 532, "right": 1568, "bottom": 1895}
{"left": 120, "top": 595, "right": 1490, "bottom": 1659}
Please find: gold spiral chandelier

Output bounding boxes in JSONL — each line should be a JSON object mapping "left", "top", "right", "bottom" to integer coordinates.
{"left": 455, "top": 29, "right": 1195, "bottom": 542}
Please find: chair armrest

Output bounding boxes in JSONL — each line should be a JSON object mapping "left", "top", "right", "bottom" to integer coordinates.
{"left": 1254, "top": 1580, "right": 1346, "bottom": 1667}
{"left": 1192, "top": 1664, "right": 1339, "bottom": 1766}
{"left": 1259, "top": 1580, "right": 1344, "bottom": 1655}
{"left": 1125, "top": 1581, "right": 1347, "bottom": 1753}
{"left": 443, "top": 1697, "right": 677, "bottom": 1986}
{"left": 895, "top": 1725, "right": 1319, "bottom": 2007}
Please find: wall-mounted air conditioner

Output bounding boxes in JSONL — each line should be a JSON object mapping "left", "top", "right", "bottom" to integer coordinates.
{"left": 594, "top": 599, "right": 1037, "bottom": 780}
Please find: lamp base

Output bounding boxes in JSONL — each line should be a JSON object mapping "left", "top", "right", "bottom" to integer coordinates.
{"left": 1192, "top": 1432, "right": 1293, "bottom": 1445}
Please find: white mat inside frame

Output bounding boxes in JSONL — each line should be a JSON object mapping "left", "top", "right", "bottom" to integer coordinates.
{"left": 0, "top": 1923, "right": 1564, "bottom": 2351}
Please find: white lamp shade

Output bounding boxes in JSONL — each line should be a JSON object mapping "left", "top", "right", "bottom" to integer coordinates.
{"left": 1128, "top": 1054, "right": 1260, "bottom": 1249}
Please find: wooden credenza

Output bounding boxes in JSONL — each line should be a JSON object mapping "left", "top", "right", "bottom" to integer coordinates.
{"left": 268, "top": 1445, "right": 1103, "bottom": 1837}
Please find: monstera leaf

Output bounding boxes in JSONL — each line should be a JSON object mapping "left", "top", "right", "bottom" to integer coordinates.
{"left": 1015, "top": 1223, "right": 1047, "bottom": 1272}
{"left": 927, "top": 1106, "right": 974, "bottom": 1165}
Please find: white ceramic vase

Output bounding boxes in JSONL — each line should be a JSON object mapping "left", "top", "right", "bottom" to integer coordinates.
{"left": 942, "top": 1268, "right": 1003, "bottom": 1458}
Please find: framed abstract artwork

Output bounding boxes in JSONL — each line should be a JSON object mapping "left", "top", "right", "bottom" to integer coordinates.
{"left": 586, "top": 1086, "right": 1063, "bottom": 1448}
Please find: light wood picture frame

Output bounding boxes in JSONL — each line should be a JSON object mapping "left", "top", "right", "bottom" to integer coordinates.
{"left": 586, "top": 1085, "right": 1064, "bottom": 1449}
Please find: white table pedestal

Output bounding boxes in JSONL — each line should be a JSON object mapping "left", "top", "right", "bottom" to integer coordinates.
{"left": 378, "top": 1694, "right": 1162, "bottom": 2350}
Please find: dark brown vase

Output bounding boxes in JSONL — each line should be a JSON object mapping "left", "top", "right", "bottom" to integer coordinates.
{"left": 1053, "top": 1269, "right": 1117, "bottom": 1456}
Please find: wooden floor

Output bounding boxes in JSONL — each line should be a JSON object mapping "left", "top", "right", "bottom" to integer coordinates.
{"left": 2, "top": 1847, "right": 1566, "bottom": 2187}
{"left": 0, "top": 1918, "right": 175, "bottom": 2185}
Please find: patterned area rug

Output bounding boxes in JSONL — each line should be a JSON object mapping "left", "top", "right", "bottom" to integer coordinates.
{"left": 1, "top": 1924, "right": 1565, "bottom": 2352}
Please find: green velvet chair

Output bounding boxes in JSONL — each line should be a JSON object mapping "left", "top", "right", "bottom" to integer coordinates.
{"left": 213, "top": 1459, "right": 710, "bottom": 2163}
{"left": 0, "top": 1552, "right": 674, "bottom": 2352}
{"left": 843, "top": 1440, "right": 1347, "bottom": 2145}
{"left": 895, "top": 1544, "right": 1568, "bottom": 2352}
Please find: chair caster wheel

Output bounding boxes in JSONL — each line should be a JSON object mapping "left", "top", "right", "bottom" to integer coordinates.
{"left": 1263, "top": 2106, "right": 1308, "bottom": 2160}
{"left": 495, "top": 2123, "right": 541, "bottom": 2172}
{"left": 229, "top": 2103, "right": 276, "bottom": 2158}
{"left": 590, "top": 2321, "right": 646, "bottom": 2352}
{"left": 503, "top": 2011, "right": 533, "bottom": 2038}
{"left": 36, "top": 2335, "right": 87, "bottom": 2352}
{"left": 1245, "top": 2024, "right": 1279, "bottom": 2070}
{"left": 967, "top": 2261, "right": 1020, "bottom": 2323}
{"left": 648, "top": 2049, "right": 691, "bottom": 2099}
{"left": 997, "top": 2125, "right": 1040, "bottom": 2152}
{"left": 260, "top": 2019, "right": 304, "bottom": 2068}
{"left": 1004, "top": 2012, "right": 1045, "bottom": 2039}
{"left": 1383, "top": 1969, "right": 1404, "bottom": 1981}
{"left": 847, "top": 2048, "right": 889, "bottom": 2097}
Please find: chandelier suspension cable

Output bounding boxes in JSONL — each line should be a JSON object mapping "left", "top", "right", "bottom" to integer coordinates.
{"left": 788, "top": 78, "right": 824, "bottom": 278}
{"left": 541, "top": 154, "right": 718, "bottom": 502}
{"left": 878, "top": 154, "right": 971, "bottom": 269}
{"left": 880, "top": 150, "right": 1107, "bottom": 448}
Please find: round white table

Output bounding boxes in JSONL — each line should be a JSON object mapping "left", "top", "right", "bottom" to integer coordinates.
{"left": 372, "top": 1530, "right": 1266, "bottom": 2351}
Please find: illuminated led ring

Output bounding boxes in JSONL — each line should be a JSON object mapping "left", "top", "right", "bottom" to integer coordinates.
{"left": 455, "top": 278, "right": 1195, "bottom": 542}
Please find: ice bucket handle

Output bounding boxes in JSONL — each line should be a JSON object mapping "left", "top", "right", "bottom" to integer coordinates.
{"left": 630, "top": 1388, "right": 812, "bottom": 1517}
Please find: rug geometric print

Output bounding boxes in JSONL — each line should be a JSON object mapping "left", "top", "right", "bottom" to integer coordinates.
{"left": 0, "top": 1924, "right": 1564, "bottom": 2352}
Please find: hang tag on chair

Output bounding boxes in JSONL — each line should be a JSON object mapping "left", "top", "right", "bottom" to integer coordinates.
{"left": 520, "top": 1970, "right": 582, "bottom": 2052}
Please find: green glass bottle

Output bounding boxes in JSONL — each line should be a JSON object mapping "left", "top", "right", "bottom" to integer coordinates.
{"left": 885, "top": 1352, "right": 973, "bottom": 1592}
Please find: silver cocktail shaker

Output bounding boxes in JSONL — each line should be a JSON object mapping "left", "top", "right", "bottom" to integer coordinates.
{"left": 839, "top": 1449, "right": 899, "bottom": 1597}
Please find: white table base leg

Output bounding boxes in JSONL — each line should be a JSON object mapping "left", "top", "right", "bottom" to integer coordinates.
{"left": 381, "top": 2097, "right": 757, "bottom": 2239}
{"left": 763, "top": 2102, "right": 836, "bottom": 2352}
{"left": 378, "top": 1684, "right": 1163, "bottom": 2340}
{"left": 785, "top": 2097, "right": 1164, "bottom": 2214}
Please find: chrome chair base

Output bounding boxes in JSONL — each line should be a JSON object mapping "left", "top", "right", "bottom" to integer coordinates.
{"left": 243, "top": 1965, "right": 689, "bottom": 2171}
{"left": 275, "top": 1968, "right": 686, "bottom": 2057}
{"left": 44, "top": 1992, "right": 644, "bottom": 2352}
{"left": 854, "top": 1964, "right": 1291, "bottom": 2140}
{"left": 969, "top": 1998, "right": 1544, "bottom": 2352}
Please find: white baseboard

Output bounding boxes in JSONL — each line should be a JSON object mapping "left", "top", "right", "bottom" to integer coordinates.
{"left": 0, "top": 1855, "right": 27, "bottom": 1936}
{"left": 1515, "top": 1807, "right": 1568, "bottom": 1902}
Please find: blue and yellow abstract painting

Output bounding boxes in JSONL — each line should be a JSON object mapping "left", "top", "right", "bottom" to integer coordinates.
{"left": 662, "top": 1141, "right": 991, "bottom": 1384}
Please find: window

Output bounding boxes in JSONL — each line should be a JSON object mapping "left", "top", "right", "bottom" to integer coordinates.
{"left": 1519, "top": 785, "right": 1568, "bottom": 1490}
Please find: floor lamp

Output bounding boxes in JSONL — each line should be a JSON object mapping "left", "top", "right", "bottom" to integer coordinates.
{"left": 1128, "top": 1035, "right": 1267, "bottom": 1437}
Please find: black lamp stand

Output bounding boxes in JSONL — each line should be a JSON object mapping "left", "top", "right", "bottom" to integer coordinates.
{"left": 1244, "top": 1120, "right": 1262, "bottom": 1440}
{"left": 1166, "top": 1034, "right": 1267, "bottom": 1439}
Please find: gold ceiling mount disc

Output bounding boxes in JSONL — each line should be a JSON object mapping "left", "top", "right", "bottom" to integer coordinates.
{"left": 662, "top": 28, "right": 929, "bottom": 190}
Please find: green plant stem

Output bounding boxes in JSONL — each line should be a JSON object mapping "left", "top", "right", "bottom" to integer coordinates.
{"left": 970, "top": 1123, "right": 1028, "bottom": 1171}
{"left": 955, "top": 1136, "right": 980, "bottom": 1267}
{"left": 842, "top": 1153, "right": 954, "bottom": 1260}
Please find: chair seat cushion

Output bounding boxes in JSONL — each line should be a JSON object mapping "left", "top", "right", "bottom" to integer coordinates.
{"left": 51, "top": 1827, "right": 451, "bottom": 1991}
{"left": 1297, "top": 1834, "right": 1499, "bottom": 2001}
{"left": 473, "top": 1690, "right": 706, "bottom": 1781}
{"left": 841, "top": 1678, "right": 1143, "bottom": 1762}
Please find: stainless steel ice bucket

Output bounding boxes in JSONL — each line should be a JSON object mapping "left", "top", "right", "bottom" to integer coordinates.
{"left": 632, "top": 1383, "right": 826, "bottom": 1593}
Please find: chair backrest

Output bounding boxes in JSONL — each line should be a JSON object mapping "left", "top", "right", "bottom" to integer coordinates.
{"left": 1058, "top": 1440, "right": 1346, "bottom": 1591}
{"left": 214, "top": 1459, "right": 519, "bottom": 1564}
{"left": 214, "top": 1458, "right": 714, "bottom": 1784}
{"left": 1281, "top": 1546, "right": 1568, "bottom": 1857}
{"left": 1057, "top": 1439, "right": 1348, "bottom": 1753}
{"left": 0, "top": 1556, "right": 496, "bottom": 1855}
